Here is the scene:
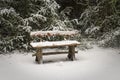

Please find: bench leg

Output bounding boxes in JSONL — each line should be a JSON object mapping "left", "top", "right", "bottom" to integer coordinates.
{"left": 68, "top": 46, "right": 75, "bottom": 61}
{"left": 35, "top": 48, "right": 43, "bottom": 64}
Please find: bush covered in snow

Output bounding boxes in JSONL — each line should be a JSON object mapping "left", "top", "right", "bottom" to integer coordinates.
{"left": 0, "top": 0, "right": 120, "bottom": 52}
{"left": 57, "top": 0, "right": 120, "bottom": 48}
{"left": 0, "top": 8, "right": 32, "bottom": 52}
{"left": 0, "top": 0, "right": 75, "bottom": 52}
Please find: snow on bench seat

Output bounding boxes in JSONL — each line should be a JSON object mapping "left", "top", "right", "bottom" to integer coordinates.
{"left": 30, "top": 40, "right": 80, "bottom": 48}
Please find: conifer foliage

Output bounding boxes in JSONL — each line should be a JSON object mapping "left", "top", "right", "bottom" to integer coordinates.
{"left": 0, "top": 0, "right": 120, "bottom": 52}
{"left": 56, "top": 0, "right": 120, "bottom": 47}
{"left": 0, "top": 0, "right": 73, "bottom": 52}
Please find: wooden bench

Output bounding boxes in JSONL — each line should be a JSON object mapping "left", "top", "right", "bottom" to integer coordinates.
{"left": 30, "top": 31, "right": 80, "bottom": 64}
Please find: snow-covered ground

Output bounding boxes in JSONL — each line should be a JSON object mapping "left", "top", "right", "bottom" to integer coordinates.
{"left": 0, "top": 46, "right": 120, "bottom": 80}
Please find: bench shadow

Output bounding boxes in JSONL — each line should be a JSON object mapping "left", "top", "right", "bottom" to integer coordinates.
{"left": 32, "top": 56, "right": 86, "bottom": 64}
{"left": 43, "top": 56, "right": 79, "bottom": 64}
{"left": 31, "top": 54, "right": 84, "bottom": 64}
{"left": 43, "top": 58, "right": 69, "bottom": 64}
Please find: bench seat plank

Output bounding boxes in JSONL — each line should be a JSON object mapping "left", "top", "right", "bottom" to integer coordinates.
{"left": 30, "top": 40, "right": 80, "bottom": 48}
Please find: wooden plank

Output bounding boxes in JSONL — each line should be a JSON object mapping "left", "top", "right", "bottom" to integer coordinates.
{"left": 30, "top": 31, "right": 79, "bottom": 37}
{"left": 35, "top": 48, "right": 43, "bottom": 64}
{"left": 43, "top": 51, "right": 78, "bottom": 55}
{"left": 32, "top": 51, "right": 78, "bottom": 56}
{"left": 30, "top": 40, "right": 80, "bottom": 48}
{"left": 68, "top": 46, "right": 75, "bottom": 61}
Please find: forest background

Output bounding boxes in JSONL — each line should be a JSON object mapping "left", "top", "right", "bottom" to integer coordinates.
{"left": 0, "top": 0, "right": 120, "bottom": 53}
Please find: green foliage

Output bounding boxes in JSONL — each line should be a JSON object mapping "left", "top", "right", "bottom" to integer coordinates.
{"left": 57, "top": 0, "right": 120, "bottom": 48}
{"left": 0, "top": 0, "right": 74, "bottom": 52}
{"left": 0, "top": 8, "right": 32, "bottom": 52}
{"left": 0, "top": 0, "right": 120, "bottom": 53}
{"left": 97, "top": 14, "right": 120, "bottom": 47}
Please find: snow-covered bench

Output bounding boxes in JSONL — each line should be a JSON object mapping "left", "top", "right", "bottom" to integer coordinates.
{"left": 30, "top": 31, "right": 80, "bottom": 64}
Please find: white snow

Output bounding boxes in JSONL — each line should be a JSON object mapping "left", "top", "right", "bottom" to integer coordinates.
{"left": 0, "top": 8, "right": 15, "bottom": 15}
{"left": 30, "top": 40, "right": 80, "bottom": 48}
{"left": 0, "top": 46, "right": 120, "bottom": 80}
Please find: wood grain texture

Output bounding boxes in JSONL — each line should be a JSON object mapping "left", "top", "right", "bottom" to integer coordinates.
{"left": 30, "top": 31, "right": 79, "bottom": 37}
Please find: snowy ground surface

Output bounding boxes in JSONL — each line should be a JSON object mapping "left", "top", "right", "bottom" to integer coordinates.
{"left": 0, "top": 46, "right": 120, "bottom": 80}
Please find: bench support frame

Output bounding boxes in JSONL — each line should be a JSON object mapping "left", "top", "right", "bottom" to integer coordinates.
{"left": 30, "top": 30, "right": 80, "bottom": 64}
{"left": 34, "top": 45, "right": 76, "bottom": 64}
{"left": 35, "top": 48, "right": 43, "bottom": 64}
{"left": 68, "top": 46, "right": 75, "bottom": 61}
